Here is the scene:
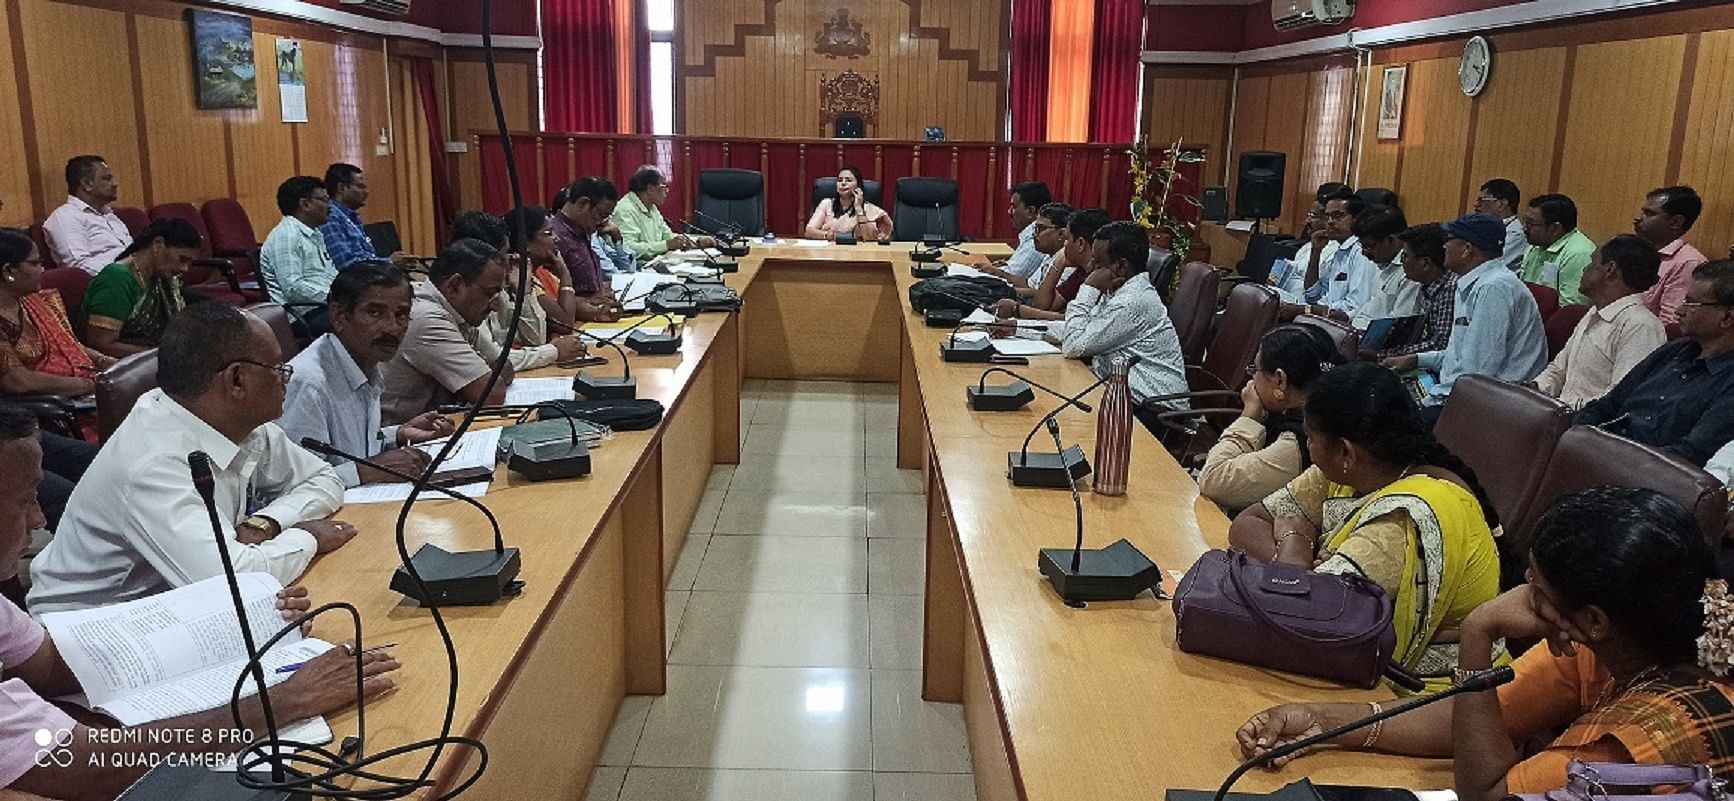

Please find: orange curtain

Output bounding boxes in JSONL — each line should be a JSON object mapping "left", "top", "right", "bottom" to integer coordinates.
{"left": 1046, "top": 0, "right": 1096, "bottom": 142}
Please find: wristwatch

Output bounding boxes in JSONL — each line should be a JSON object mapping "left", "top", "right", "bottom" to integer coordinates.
{"left": 240, "top": 514, "right": 281, "bottom": 538}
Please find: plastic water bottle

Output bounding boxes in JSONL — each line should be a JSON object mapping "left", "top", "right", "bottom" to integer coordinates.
{"left": 1092, "top": 356, "right": 1133, "bottom": 496}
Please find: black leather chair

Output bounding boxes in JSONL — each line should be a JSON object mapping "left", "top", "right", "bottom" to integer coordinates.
{"left": 1356, "top": 187, "right": 1398, "bottom": 209}
{"left": 890, "top": 177, "right": 961, "bottom": 242}
{"left": 96, "top": 349, "right": 158, "bottom": 440}
{"left": 1148, "top": 245, "right": 1182, "bottom": 304}
{"left": 693, "top": 169, "right": 766, "bottom": 236}
{"left": 1291, "top": 314, "right": 1361, "bottom": 363}
{"left": 811, "top": 178, "right": 884, "bottom": 213}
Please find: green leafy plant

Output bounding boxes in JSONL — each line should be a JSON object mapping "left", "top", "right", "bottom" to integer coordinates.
{"left": 1128, "top": 138, "right": 1206, "bottom": 262}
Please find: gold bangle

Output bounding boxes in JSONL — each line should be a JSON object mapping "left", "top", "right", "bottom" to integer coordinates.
{"left": 1361, "top": 701, "right": 1383, "bottom": 749}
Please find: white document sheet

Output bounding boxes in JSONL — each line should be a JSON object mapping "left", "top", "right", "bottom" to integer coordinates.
{"left": 990, "top": 338, "right": 1061, "bottom": 357}
{"left": 789, "top": 239, "right": 832, "bottom": 248}
{"left": 41, "top": 574, "right": 335, "bottom": 727}
{"left": 504, "top": 377, "right": 575, "bottom": 406}
{"left": 962, "top": 308, "right": 997, "bottom": 325}
{"left": 343, "top": 427, "right": 502, "bottom": 504}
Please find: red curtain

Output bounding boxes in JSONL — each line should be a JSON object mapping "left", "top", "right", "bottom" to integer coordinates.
{"left": 1087, "top": 0, "right": 1141, "bottom": 143}
{"left": 412, "top": 59, "right": 454, "bottom": 244}
{"left": 1010, "top": 0, "right": 1051, "bottom": 142}
{"left": 543, "top": 0, "right": 619, "bottom": 132}
{"left": 633, "top": 0, "right": 653, "bottom": 133}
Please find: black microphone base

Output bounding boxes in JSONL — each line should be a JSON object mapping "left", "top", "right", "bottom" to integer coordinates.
{"left": 1007, "top": 445, "right": 1091, "bottom": 487}
{"left": 1038, "top": 538, "right": 1161, "bottom": 603}
{"left": 911, "top": 263, "right": 945, "bottom": 278}
{"left": 924, "top": 308, "right": 963, "bottom": 327}
{"left": 718, "top": 243, "right": 750, "bottom": 257}
{"left": 117, "top": 763, "right": 310, "bottom": 800}
{"left": 967, "top": 381, "right": 1035, "bottom": 411}
{"left": 625, "top": 330, "right": 683, "bottom": 355}
{"left": 941, "top": 339, "right": 994, "bottom": 362}
{"left": 391, "top": 543, "right": 524, "bottom": 607}
{"left": 574, "top": 371, "right": 638, "bottom": 400}
{"left": 507, "top": 439, "right": 592, "bottom": 481}
{"left": 648, "top": 298, "right": 701, "bottom": 316}
{"left": 910, "top": 248, "right": 942, "bottom": 263}
{"left": 702, "top": 259, "right": 740, "bottom": 274}
{"left": 687, "top": 274, "right": 726, "bottom": 285}
{"left": 835, "top": 232, "right": 858, "bottom": 246}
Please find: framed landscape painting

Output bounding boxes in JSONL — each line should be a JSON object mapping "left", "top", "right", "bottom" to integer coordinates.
{"left": 190, "top": 10, "right": 257, "bottom": 109}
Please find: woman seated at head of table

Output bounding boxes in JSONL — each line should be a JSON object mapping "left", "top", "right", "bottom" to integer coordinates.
{"left": 1228, "top": 362, "right": 1505, "bottom": 690}
{"left": 0, "top": 228, "right": 115, "bottom": 399}
{"left": 1237, "top": 486, "right": 1734, "bottom": 801}
{"left": 81, "top": 217, "right": 202, "bottom": 357}
{"left": 804, "top": 165, "right": 891, "bottom": 243}
{"left": 1197, "top": 324, "right": 1343, "bottom": 512}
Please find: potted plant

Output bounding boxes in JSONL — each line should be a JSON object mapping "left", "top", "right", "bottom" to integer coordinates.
{"left": 1129, "top": 138, "right": 1206, "bottom": 264}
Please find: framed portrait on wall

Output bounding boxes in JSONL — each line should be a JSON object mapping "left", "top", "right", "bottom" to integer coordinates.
{"left": 1378, "top": 65, "right": 1407, "bottom": 140}
{"left": 189, "top": 10, "right": 257, "bottom": 110}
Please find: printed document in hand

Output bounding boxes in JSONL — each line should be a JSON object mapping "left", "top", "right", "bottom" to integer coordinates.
{"left": 343, "top": 427, "right": 502, "bottom": 504}
{"left": 40, "top": 573, "right": 335, "bottom": 727}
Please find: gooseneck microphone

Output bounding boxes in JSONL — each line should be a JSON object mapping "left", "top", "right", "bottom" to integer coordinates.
{"left": 299, "top": 438, "right": 505, "bottom": 554}
{"left": 1008, "top": 358, "right": 1140, "bottom": 489}
{"left": 572, "top": 328, "right": 639, "bottom": 399}
{"left": 188, "top": 451, "right": 286, "bottom": 783}
{"left": 1045, "top": 420, "right": 1085, "bottom": 572}
{"left": 1016, "top": 367, "right": 1122, "bottom": 461}
{"left": 1209, "top": 666, "right": 1518, "bottom": 801}
{"left": 690, "top": 208, "right": 742, "bottom": 241}
{"left": 969, "top": 366, "right": 1091, "bottom": 413}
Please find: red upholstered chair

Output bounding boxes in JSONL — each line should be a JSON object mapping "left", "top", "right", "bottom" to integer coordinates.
{"left": 147, "top": 203, "right": 252, "bottom": 305}
{"left": 1525, "top": 282, "right": 1559, "bottom": 322}
{"left": 1544, "top": 304, "right": 1590, "bottom": 358}
{"left": 27, "top": 224, "right": 56, "bottom": 269}
{"left": 112, "top": 206, "right": 151, "bottom": 238}
{"left": 200, "top": 199, "right": 266, "bottom": 301}
{"left": 39, "top": 268, "right": 91, "bottom": 326}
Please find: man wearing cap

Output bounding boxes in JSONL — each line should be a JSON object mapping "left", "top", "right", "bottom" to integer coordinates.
{"left": 1382, "top": 212, "right": 1548, "bottom": 427}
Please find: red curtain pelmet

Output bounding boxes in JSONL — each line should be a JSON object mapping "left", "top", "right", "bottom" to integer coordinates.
{"left": 543, "top": 0, "right": 619, "bottom": 132}
{"left": 1087, "top": 0, "right": 1140, "bottom": 143}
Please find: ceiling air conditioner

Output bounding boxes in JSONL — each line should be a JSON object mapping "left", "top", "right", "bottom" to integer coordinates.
{"left": 340, "top": 0, "right": 411, "bottom": 15}
{"left": 1272, "top": 0, "right": 1353, "bottom": 31}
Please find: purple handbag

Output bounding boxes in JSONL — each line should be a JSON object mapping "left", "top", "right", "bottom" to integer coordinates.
{"left": 1510, "top": 761, "right": 1726, "bottom": 801}
{"left": 1172, "top": 549, "right": 1396, "bottom": 688}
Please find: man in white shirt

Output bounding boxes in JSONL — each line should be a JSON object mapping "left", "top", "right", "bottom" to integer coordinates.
{"left": 992, "top": 181, "right": 1052, "bottom": 281}
{"left": 1533, "top": 234, "right": 1668, "bottom": 408}
{"left": 1474, "top": 178, "right": 1527, "bottom": 271}
{"left": 1060, "top": 221, "right": 1189, "bottom": 427}
{"left": 41, "top": 155, "right": 133, "bottom": 275}
{"left": 1271, "top": 199, "right": 1338, "bottom": 307}
{"left": 1299, "top": 190, "right": 1377, "bottom": 321}
{"left": 1349, "top": 205, "right": 1419, "bottom": 330}
{"left": 279, "top": 264, "right": 453, "bottom": 488}
{"left": 28, "top": 303, "right": 355, "bottom": 614}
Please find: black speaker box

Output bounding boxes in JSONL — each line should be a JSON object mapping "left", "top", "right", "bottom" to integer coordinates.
{"left": 1235, "top": 151, "right": 1287, "bottom": 220}
{"left": 1201, "top": 186, "right": 1229, "bottom": 223}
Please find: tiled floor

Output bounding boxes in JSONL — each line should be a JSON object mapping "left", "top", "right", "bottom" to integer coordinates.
{"left": 588, "top": 380, "right": 977, "bottom": 801}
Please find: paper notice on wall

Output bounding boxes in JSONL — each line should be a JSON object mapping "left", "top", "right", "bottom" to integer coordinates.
{"left": 276, "top": 38, "right": 308, "bottom": 123}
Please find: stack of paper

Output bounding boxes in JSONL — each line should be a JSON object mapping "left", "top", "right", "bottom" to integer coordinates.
{"left": 344, "top": 427, "right": 502, "bottom": 504}
{"left": 503, "top": 376, "right": 574, "bottom": 406}
{"left": 41, "top": 574, "right": 335, "bottom": 728}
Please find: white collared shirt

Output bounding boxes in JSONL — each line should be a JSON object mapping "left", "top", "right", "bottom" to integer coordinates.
{"left": 42, "top": 195, "right": 133, "bottom": 275}
{"left": 1533, "top": 294, "right": 1668, "bottom": 409}
{"left": 1351, "top": 259, "right": 1421, "bottom": 331}
{"left": 279, "top": 333, "right": 402, "bottom": 487}
{"left": 1304, "top": 235, "right": 1378, "bottom": 316}
{"left": 1061, "top": 276, "right": 1189, "bottom": 408}
{"left": 1500, "top": 215, "right": 1527, "bottom": 271}
{"left": 27, "top": 390, "right": 344, "bottom": 614}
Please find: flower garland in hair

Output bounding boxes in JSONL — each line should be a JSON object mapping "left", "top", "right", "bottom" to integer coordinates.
{"left": 1698, "top": 579, "right": 1734, "bottom": 677}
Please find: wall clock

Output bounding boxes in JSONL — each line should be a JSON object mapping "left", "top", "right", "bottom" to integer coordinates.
{"left": 1459, "top": 36, "right": 1492, "bottom": 97}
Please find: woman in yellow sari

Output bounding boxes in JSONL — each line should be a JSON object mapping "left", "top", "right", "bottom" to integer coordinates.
{"left": 1228, "top": 362, "right": 1506, "bottom": 690}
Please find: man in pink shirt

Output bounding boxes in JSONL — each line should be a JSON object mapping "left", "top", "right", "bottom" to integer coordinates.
{"left": 1633, "top": 185, "right": 1706, "bottom": 327}
{"left": 41, "top": 156, "right": 134, "bottom": 275}
{"left": 0, "top": 404, "right": 398, "bottom": 799}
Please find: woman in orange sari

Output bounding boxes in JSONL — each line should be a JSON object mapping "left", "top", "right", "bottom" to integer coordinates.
{"left": 0, "top": 229, "right": 115, "bottom": 398}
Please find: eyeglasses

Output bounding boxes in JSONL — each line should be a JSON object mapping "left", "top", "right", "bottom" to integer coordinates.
{"left": 1033, "top": 223, "right": 1058, "bottom": 233}
{"left": 1323, "top": 210, "right": 1350, "bottom": 221}
{"left": 228, "top": 359, "right": 294, "bottom": 380}
{"left": 1680, "top": 300, "right": 1730, "bottom": 311}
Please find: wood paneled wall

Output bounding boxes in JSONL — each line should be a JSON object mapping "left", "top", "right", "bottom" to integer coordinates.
{"left": 679, "top": 0, "right": 1009, "bottom": 141}
{"left": 1142, "top": 65, "right": 1233, "bottom": 186}
{"left": 447, "top": 49, "right": 538, "bottom": 211}
{"left": 0, "top": 0, "right": 447, "bottom": 254}
{"left": 1169, "top": 4, "right": 1734, "bottom": 254}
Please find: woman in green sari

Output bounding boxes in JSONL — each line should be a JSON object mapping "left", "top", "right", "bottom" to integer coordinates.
{"left": 82, "top": 217, "right": 201, "bottom": 357}
{"left": 1228, "top": 362, "right": 1507, "bottom": 691}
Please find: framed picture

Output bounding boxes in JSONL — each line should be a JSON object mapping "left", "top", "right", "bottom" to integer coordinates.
{"left": 190, "top": 10, "right": 257, "bottom": 110}
{"left": 1377, "top": 65, "right": 1407, "bottom": 140}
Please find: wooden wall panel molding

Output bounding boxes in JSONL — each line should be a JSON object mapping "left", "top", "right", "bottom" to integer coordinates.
{"left": 1556, "top": 35, "right": 1686, "bottom": 244}
{"left": 1676, "top": 28, "right": 1734, "bottom": 258}
{"left": 0, "top": 0, "right": 41, "bottom": 226}
{"left": 684, "top": 0, "right": 779, "bottom": 79}
{"left": 897, "top": 0, "right": 999, "bottom": 82}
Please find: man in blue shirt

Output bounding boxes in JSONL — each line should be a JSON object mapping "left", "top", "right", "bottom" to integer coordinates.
{"left": 1298, "top": 190, "right": 1378, "bottom": 321}
{"left": 320, "top": 163, "right": 413, "bottom": 271}
{"left": 1575, "top": 259, "right": 1734, "bottom": 466}
{"left": 1382, "top": 212, "right": 1547, "bottom": 427}
{"left": 982, "top": 181, "right": 1052, "bottom": 282}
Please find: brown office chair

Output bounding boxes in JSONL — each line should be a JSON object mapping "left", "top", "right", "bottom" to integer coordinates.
{"left": 1144, "top": 282, "right": 1281, "bottom": 462}
{"left": 1169, "top": 263, "right": 1221, "bottom": 364}
{"left": 1291, "top": 314, "right": 1361, "bottom": 362}
{"left": 96, "top": 349, "right": 159, "bottom": 440}
{"left": 1434, "top": 376, "right": 1575, "bottom": 539}
{"left": 1515, "top": 426, "right": 1728, "bottom": 555}
{"left": 246, "top": 303, "right": 305, "bottom": 358}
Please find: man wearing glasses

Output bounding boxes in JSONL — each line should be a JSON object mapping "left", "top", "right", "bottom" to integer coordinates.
{"left": 261, "top": 175, "right": 341, "bottom": 336}
{"left": 1472, "top": 178, "right": 1526, "bottom": 271}
{"left": 1518, "top": 193, "right": 1596, "bottom": 305}
{"left": 1296, "top": 190, "right": 1377, "bottom": 321}
{"left": 550, "top": 176, "right": 623, "bottom": 305}
{"left": 612, "top": 165, "right": 713, "bottom": 263}
{"left": 1575, "top": 259, "right": 1734, "bottom": 467}
{"left": 28, "top": 303, "right": 354, "bottom": 614}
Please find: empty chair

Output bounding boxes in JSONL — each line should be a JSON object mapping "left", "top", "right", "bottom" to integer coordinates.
{"left": 364, "top": 221, "right": 402, "bottom": 258}
{"left": 1433, "top": 375, "right": 1575, "bottom": 543}
{"left": 1143, "top": 282, "right": 1281, "bottom": 457}
{"left": 246, "top": 303, "right": 306, "bottom": 358}
{"left": 890, "top": 177, "right": 960, "bottom": 242}
{"left": 1168, "top": 263, "right": 1221, "bottom": 364}
{"left": 95, "top": 349, "right": 158, "bottom": 439}
{"left": 811, "top": 177, "right": 883, "bottom": 211}
{"left": 1355, "top": 187, "right": 1398, "bottom": 209}
{"left": 692, "top": 169, "right": 765, "bottom": 236}
{"left": 1516, "top": 425, "right": 1727, "bottom": 552}
{"left": 112, "top": 207, "right": 151, "bottom": 238}
{"left": 200, "top": 198, "right": 258, "bottom": 260}
{"left": 1292, "top": 314, "right": 1361, "bottom": 362}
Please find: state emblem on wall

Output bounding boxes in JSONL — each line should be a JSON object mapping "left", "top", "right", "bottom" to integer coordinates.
{"left": 815, "top": 9, "right": 871, "bottom": 59}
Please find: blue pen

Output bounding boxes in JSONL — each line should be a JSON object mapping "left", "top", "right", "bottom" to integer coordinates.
{"left": 275, "top": 642, "right": 396, "bottom": 673}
